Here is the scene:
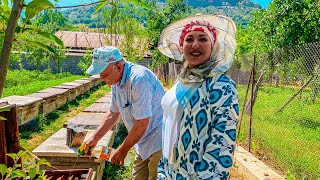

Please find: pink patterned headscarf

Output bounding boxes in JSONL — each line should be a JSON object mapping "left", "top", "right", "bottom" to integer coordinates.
{"left": 179, "top": 20, "right": 217, "bottom": 47}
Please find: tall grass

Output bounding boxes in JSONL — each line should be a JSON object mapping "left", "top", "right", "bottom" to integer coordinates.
{"left": 237, "top": 85, "right": 320, "bottom": 179}
{"left": 3, "top": 69, "right": 85, "bottom": 97}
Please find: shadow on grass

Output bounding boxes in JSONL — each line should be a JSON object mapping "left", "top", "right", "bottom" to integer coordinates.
{"left": 299, "top": 118, "right": 320, "bottom": 129}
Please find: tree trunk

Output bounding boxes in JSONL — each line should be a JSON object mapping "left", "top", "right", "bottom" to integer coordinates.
{"left": 0, "top": 0, "right": 24, "bottom": 97}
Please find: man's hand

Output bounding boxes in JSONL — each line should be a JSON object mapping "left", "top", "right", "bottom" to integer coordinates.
{"left": 110, "top": 145, "right": 129, "bottom": 165}
{"left": 84, "top": 136, "right": 98, "bottom": 154}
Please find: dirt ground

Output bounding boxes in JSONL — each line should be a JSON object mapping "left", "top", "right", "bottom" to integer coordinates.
{"left": 230, "top": 168, "right": 248, "bottom": 180}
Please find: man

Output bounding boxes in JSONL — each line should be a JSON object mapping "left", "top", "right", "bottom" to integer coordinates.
{"left": 84, "top": 46, "right": 164, "bottom": 180}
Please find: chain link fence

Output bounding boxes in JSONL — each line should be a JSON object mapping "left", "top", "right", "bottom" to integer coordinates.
{"left": 235, "top": 42, "right": 320, "bottom": 179}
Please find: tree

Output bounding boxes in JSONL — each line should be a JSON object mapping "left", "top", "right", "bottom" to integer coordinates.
{"left": 146, "top": 0, "right": 190, "bottom": 67}
{"left": 33, "top": 9, "right": 74, "bottom": 33}
{"left": 0, "top": 0, "right": 63, "bottom": 97}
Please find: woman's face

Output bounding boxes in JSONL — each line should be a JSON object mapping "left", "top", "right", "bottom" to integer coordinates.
{"left": 182, "top": 31, "right": 212, "bottom": 68}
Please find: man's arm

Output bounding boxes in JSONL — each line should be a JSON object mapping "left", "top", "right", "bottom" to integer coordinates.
{"left": 110, "top": 117, "right": 150, "bottom": 165}
{"left": 84, "top": 110, "right": 120, "bottom": 153}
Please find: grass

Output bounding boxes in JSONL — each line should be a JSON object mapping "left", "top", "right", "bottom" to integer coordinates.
{"left": 3, "top": 69, "right": 85, "bottom": 97}
{"left": 237, "top": 85, "right": 320, "bottom": 179}
{"left": 102, "top": 123, "right": 134, "bottom": 179}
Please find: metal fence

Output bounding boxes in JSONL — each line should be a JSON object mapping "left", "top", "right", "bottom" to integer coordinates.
{"left": 236, "top": 42, "right": 320, "bottom": 179}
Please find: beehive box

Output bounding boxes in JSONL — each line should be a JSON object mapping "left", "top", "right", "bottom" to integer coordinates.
{"left": 33, "top": 128, "right": 116, "bottom": 180}
{"left": 42, "top": 169, "right": 95, "bottom": 180}
{"left": 27, "top": 90, "right": 68, "bottom": 116}
{"left": 64, "top": 112, "right": 106, "bottom": 129}
{"left": 38, "top": 88, "right": 69, "bottom": 109}
{"left": 81, "top": 76, "right": 103, "bottom": 87}
{"left": 0, "top": 96, "right": 43, "bottom": 126}
{"left": 63, "top": 82, "right": 86, "bottom": 95}
{"left": 52, "top": 85, "right": 80, "bottom": 101}
{"left": 73, "top": 80, "right": 93, "bottom": 93}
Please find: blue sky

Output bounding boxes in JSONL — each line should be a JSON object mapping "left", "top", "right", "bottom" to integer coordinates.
{"left": 251, "top": 0, "right": 271, "bottom": 8}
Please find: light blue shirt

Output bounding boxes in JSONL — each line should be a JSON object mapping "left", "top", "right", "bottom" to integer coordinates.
{"left": 110, "top": 61, "right": 164, "bottom": 160}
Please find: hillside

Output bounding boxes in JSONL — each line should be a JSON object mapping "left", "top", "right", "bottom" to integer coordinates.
{"left": 157, "top": 0, "right": 262, "bottom": 8}
{"left": 61, "top": 0, "right": 262, "bottom": 28}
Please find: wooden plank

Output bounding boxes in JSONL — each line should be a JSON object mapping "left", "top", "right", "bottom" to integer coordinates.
{"left": 39, "top": 87, "right": 69, "bottom": 95}
{"left": 64, "top": 112, "right": 105, "bottom": 129}
{"left": 0, "top": 114, "right": 8, "bottom": 165}
{"left": 0, "top": 95, "right": 42, "bottom": 106}
{"left": 83, "top": 103, "right": 109, "bottom": 113}
{"left": 0, "top": 104, "right": 20, "bottom": 167}
{"left": 5, "top": 105, "right": 20, "bottom": 166}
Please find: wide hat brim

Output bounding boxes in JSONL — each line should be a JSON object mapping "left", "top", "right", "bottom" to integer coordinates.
{"left": 158, "top": 14, "right": 237, "bottom": 61}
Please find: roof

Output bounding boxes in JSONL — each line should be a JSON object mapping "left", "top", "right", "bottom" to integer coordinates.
{"left": 55, "top": 31, "right": 151, "bottom": 57}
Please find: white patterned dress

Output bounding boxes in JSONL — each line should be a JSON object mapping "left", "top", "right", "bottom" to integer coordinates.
{"left": 158, "top": 74, "right": 239, "bottom": 180}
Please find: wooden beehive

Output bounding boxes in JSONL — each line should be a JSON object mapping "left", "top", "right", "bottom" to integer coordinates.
{"left": 33, "top": 128, "right": 116, "bottom": 180}
{"left": 38, "top": 88, "right": 69, "bottom": 109}
{"left": 0, "top": 96, "right": 43, "bottom": 125}
{"left": 73, "top": 80, "right": 93, "bottom": 93}
{"left": 63, "top": 82, "right": 86, "bottom": 95}
{"left": 43, "top": 169, "right": 95, "bottom": 180}
{"left": 27, "top": 91, "right": 64, "bottom": 116}
{"left": 52, "top": 85, "right": 79, "bottom": 101}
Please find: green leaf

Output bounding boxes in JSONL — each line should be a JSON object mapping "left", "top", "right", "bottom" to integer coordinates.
{"left": 25, "top": 0, "right": 54, "bottom": 21}
{"left": 28, "top": 168, "right": 37, "bottom": 179}
{"left": 125, "top": 0, "right": 150, "bottom": 10}
{"left": 0, "top": 107, "right": 11, "bottom": 112}
{"left": 94, "top": 1, "right": 109, "bottom": 14}
{"left": 36, "top": 31, "right": 64, "bottom": 47}
{"left": 2, "top": 0, "right": 8, "bottom": 6}
{"left": 111, "top": 5, "right": 118, "bottom": 20}
{"left": 7, "top": 153, "right": 17, "bottom": 161}
{"left": 19, "top": 39, "right": 55, "bottom": 53}
{"left": 0, "top": 164, "right": 8, "bottom": 177}
{"left": 0, "top": 5, "right": 10, "bottom": 22}
{"left": 17, "top": 150, "right": 28, "bottom": 157}
{"left": 0, "top": 116, "right": 7, "bottom": 121}
{"left": 10, "top": 169, "right": 27, "bottom": 179}
{"left": 37, "top": 159, "right": 51, "bottom": 167}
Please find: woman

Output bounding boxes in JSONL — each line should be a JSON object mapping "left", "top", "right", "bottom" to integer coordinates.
{"left": 157, "top": 14, "right": 239, "bottom": 179}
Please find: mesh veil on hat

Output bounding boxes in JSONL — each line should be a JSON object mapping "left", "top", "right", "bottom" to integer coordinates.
{"left": 158, "top": 14, "right": 237, "bottom": 64}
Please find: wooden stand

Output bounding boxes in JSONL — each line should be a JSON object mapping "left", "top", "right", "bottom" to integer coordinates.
{"left": 0, "top": 102, "right": 20, "bottom": 167}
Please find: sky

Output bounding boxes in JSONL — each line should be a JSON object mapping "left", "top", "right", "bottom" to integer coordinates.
{"left": 251, "top": 0, "right": 271, "bottom": 8}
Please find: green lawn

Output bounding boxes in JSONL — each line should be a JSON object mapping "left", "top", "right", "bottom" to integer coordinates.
{"left": 237, "top": 85, "right": 320, "bottom": 179}
{"left": 3, "top": 69, "right": 85, "bottom": 97}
